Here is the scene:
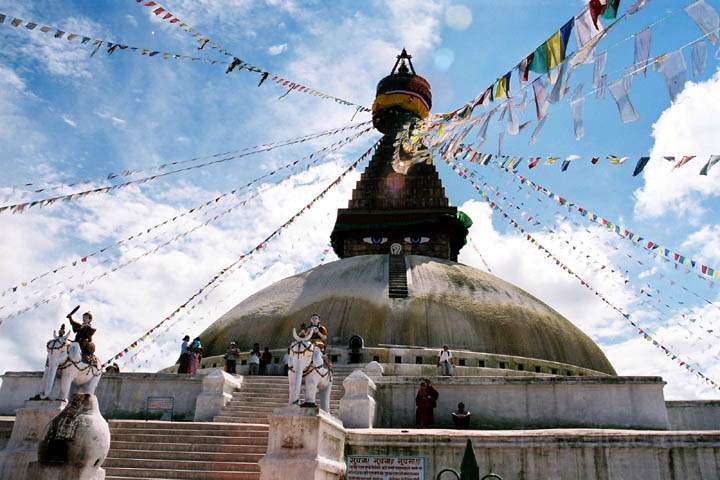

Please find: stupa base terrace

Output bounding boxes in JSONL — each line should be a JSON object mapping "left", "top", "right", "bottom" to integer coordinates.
{"left": 2, "top": 364, "right": 720, "bottom": 479}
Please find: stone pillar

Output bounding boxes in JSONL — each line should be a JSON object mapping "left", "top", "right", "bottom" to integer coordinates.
{"left": 363, "top": 360, "right": 384, "bottom": 380}
{"left": 194, "top": 369, "right": 242, "bottom": 421}
{"left": 0, "top": 399, "right": 66, "bottom": 480}
{"left": 26, "top": 393, "right": 110, "bottom": 480}
{"left": 259, "top": 405, "right": 346, "bottom": 480}
{"left": 339, "top": 370, "right": 376, "bottom": 428}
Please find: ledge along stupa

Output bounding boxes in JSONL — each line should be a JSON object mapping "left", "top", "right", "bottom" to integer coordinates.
{"left": 199, "top": 49, "right": 615, "bottom": 377}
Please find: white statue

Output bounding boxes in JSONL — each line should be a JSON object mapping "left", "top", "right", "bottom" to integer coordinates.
{"left": 288, "top": 328, "right": 333, "bottom": 412}
{"left": 39, "top": 324, "right": 102, "bottom": 401}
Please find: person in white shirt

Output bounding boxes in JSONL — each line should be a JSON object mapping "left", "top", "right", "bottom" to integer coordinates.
{"left": 437, "top": 345, "right": 453, "bottom": 376}
{"left": 248, "top": 343, "right": 261, "bottom": 375}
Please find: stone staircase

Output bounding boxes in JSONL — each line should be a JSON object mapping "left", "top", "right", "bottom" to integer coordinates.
{"left": 105, "top": 420, "right": 268, "bottom": 480}
{"left": 103, "top": 366, "right": 361, "bottom": 479}
{"left": 213, "top": 367, "right": 354, "bottom": 424}
{"left": 388, "top": 254, "right": 408, "bottom": 298}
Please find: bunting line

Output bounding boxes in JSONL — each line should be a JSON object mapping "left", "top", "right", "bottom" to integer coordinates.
{"left": 460, "top": 146, "right": 720, "bottom": 283}
{"left": 0, "top": 127, "right": 375, "bottom": 299}
{"left": 0, "top": 124, "right": 374, "bottom": 215}
{"left": 0, "top": 12, "right": 370, "bottom": 113}
{"left": 443, "top": 156, "right": 720, "bottom": 390}
{"left": 6, "top": 121, "right": 371, "bottom": 195}
{"left": 103, "top": 140, "right": 380, "bottom": 366}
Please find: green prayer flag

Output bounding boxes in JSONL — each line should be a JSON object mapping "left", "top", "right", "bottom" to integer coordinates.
{"left": 700, "top": 155, "right": 720, "bottom": 175}
{"left": 603, "top": 0, "right": 621, "bottom": 19}
{"left": 530, "top": 43, "right": 549, "bottom": 74}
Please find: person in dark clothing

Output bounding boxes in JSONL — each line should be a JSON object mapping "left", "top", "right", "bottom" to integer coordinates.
{"left": 260, "top": 347, "right": 272, "bottom": 375}
{"left": 177, "top": 335, "right": 191, "bottom": 374}
{"left": 451, "top": 402, "right": 471, "bottom": 429}
{"left": 224, "top": 342, "right": 240, "bottom": 374}
{"left": 67, "top": 309, "right": 97, "bottom": 365}
{"left": 415, "top": 379, "right": 439, "bottom": 427}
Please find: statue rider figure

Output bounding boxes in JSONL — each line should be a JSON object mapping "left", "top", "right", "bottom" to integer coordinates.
{"left": 300, "top": 313, "right": 328, "bottom": 347}
{"left": 67, "top": 307, "right": 97, "bottom": 365}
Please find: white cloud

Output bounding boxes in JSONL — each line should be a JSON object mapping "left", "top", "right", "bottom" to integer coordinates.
{"left": 634, "top": 69, "right": 720, "bottom": 219}
{"left": 94, "top": 110, "right": 127, "bottom": 126}
{"left": 445, "top": 4, "right": 472, "bottom": 31}
{"left": 125, "top": 14, "right": 138, "bottom": 27}
{"left": 267, "top": 43, "right": 288, "bottom": 56}
{"left": 62, "top": 114, "right": 77, "bottom": 128}
{"left": 433, "top": 47, "right": 455, "bottom": 70}
{"left": 682, "top": 224, "right": 720, "bottom": 264}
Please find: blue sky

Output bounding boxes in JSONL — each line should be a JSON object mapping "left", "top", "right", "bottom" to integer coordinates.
{"left": 1, "top": 0, "right": 719, "bottom": 399}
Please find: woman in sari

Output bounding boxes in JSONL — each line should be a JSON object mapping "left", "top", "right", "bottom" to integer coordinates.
{"left": 188, "top": 337, "right": 203, "bottom": 374}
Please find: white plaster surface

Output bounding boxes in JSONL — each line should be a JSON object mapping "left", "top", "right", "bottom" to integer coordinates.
{"left": 339, "top": 370, "right": 376, "bottom": 428}
{"left": 667, "top": 400, "right": 720, "bottom": 430}
{"left": 345, "top": 428, "right": 720, "bottom": 479}
{"left": 0, "top": 399, "right": 65, "bottom": 480}
{"left": 374, "top": 375, "right": 671, "bottom": 429}
{"left": 194, "top": 370, "right": 242, "bottom": 421}
{"left": 260, "top": 405, "right": 346, "bottom": 480}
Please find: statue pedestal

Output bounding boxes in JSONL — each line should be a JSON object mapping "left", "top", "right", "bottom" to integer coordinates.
{"left": 339, "top": 370, "right": 377, "bottom": 428}
{"left": 259, "top": 405, "right": 346, "bottom": 480}
{"left": 26, "top": 393, "right": 110, "bottom": 480}
{"left": 0, "top": 399, "right": 66, "bottom": 480}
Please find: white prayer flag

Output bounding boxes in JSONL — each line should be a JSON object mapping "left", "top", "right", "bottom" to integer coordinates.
{"left": 692, "top": 41, "right": 708, "bottom": 77}
{"left": 593, "top": 51, "right": 608, "bottom": 88}
{"left": 634, "top": 27, "right": 652, "bottom": 75}
{"left": 570, "top": 86, "right": 585, "bottom": 140}
{"left": 656, "top": 49, "right": 688, "bottom": 102}
{"left": 532, "top": 76, "right": 550, "bottom": 120}
{"left": 608, "top": 78, "right": 640, "bottom": 123}
{"left": 575, "top": 6, "right": 603, "bottom": 64}
{"left": 685, "top": 0, "right": 720, "bottom": 45}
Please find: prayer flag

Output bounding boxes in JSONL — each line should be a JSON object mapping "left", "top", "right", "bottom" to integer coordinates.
{"left": 685, "top": 0, "right": 720, "bottom": 45}
{"left": 528, "top": 157, "right": 541, "bottom": 169}
{"left": 633, "top": 156, "right": 651, "bottom": 176}
{"left": 591, "top": 156, "right": 600, "bottom": 164}
{"left": 593, "top": 51, "right": 608, "bottom": 88}
{"left": 634, "top": 27, "right": 652, "bottom": 75}
{"left": 530, "top": 116, "right": 547, "bottom": 145}
{"left": 691, "top": 41, "right": 708, "bottom": 77}
{"left": 477, "top": 109, "right": 495, "bottom": 145}
{"left": 530, "top": 44, "right": 549, "bottom": 74}
{"left": 608, "top": 155, "right": 629, "bottom": 165}
{"left": 603, "top": 0, "right": 621, "bottom": 19}
{"left": 532, "top": 76, "right": 550, "bottom": 120}
{"left": 495, "top": 72, "right": 511, "bottom": 100}
{"left": 548, "top": 60, "right": 569, "bottom": 104}
{"left": 608, "top": 77, "right": 640, "bottom": 123}
{"left": 656, "top": 50, "right": 688, "bottom": 102}
{"left": 664, "top": 156, "right": 675, "bottom": 162}
{"left": 700, "top": 155, "right": 720, "bottom": 175}
{"left": 589, "top": 0, "right": 607, "bottom": 28}
{"left": 547, "top": 19, "right": 574, "bottom": 69}
{"left": 519, "top": 53, "right": 533, "bottom": 84}
{"left": 507, "top": 100, "right": 520, "bottom": 136}
{"left": 570, "top": 90, "right": 585, "bottom": 140}
{"left": 574, "top": 6, "right": 603, "bottom": 64}
{"left": 672, "top": 155, "right": 696, "bottom": 170}
{"left": 546, "top": 156, "right": 560, "bottom": 165}
{"left": 628, "top": 0, "right": 648, "bottom": 15}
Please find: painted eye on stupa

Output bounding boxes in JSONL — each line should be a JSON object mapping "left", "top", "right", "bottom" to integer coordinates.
{"left": 363, "top": 236, "right": 388, "bottom": 245}
{"left": 404, "top": 236, "right": 430, "bottom": 244}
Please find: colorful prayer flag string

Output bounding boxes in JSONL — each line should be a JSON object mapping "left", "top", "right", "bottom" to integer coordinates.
{"left": 0, "top": 128, "right": 375, "bottom": 299}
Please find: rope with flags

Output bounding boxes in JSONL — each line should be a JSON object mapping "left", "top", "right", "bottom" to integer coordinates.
{"left": 0, "top": 127, "right": 375, "bottom": 302}
{"left": 443, "top": 155, "right": 720, "bottom": 390}
{"left": 6, "top": 120, "right": 371, "bottom": 196}
{"left": 103, "top": 140, "right": 379, "bottom": 366}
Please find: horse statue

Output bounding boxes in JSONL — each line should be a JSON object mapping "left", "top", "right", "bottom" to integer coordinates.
{"left": 288, "top": 328, "right": 333, "bottom": 412}
{"left": 38, "top": 327, "right": 102, "bottom": 401}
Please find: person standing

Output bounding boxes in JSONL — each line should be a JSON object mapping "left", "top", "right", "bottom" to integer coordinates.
{"left": 177, "top": 335, "right": 191, "bottom": 374}
{"left": 282, "top": 348, "right": 291, "bottom": 376}
{"left": 415, "top": 379, "right": 439, "bottom": 428}
{"left": 189, "top": 337, "right": 203, "bottom": 374}
{"left": 437, "top": 345, "right": 453, "bottom": 376}
{"left": 248, "top": 343, "right": 261, "bottom": 375}
{"left": 224, "top": 341, "right": 240, "bottom": 374}
{"left": 260, "top": 347, "right": 272, "bottom": 375}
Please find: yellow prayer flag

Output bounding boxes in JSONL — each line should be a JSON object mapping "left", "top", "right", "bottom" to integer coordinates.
{"left": 495, "top": 77, "right": 507, "bottom": 100}
{"left": 546, "top": 32, "right": 564, "bottom": 69}
{"left": 546, "top": 156, "right": 560, "bottom": 165}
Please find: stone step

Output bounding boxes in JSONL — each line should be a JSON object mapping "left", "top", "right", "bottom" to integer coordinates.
{"left": 105, "top": 467, "right": 259, "bottom": 479}
{"left": 110, "top": 428, "right": 269, "bottom": 438}
{"left": 108, "top": 449, "right": 264, "bottom": 463}
{"left": 110, "top": 441, "right": 266, "bottom": 454}
{"left": 109, "top": 421, "right": 267, "bottom": 431}
{"left": 104, "top": 458, "right": 260, "bottom": 472}
{"left": 111, "top": 433, "right": 268, "bottom": 445}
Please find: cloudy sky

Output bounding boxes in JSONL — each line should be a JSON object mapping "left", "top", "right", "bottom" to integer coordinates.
{"left": 0, "top": 0, "right": 719, "bottom": 400}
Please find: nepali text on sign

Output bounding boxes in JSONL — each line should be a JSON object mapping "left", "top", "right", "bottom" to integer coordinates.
{"left": 346, "top": 455, "right": 425, "bottom": 480}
